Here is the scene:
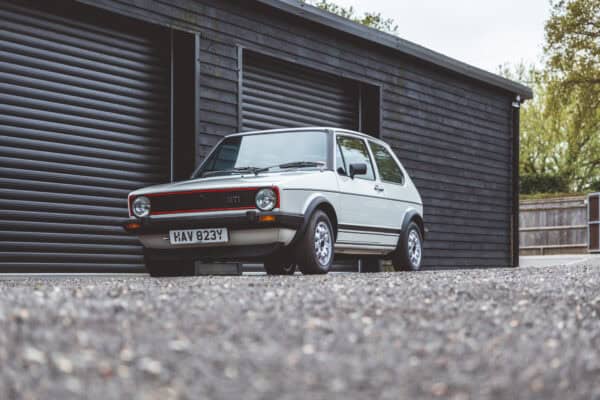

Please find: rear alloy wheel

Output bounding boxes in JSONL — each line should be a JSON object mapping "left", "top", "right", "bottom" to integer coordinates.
{"left": 392, "top": 222, "right": 423, "bottom": 271}
{"left": 297, "top": 210, "right": 334, "bottom": 275}
{"left": 263, "top": 252, "right": 296, "bottom": 275}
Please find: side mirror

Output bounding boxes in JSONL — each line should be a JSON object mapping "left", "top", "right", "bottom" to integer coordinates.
{"left": 349, "top": 163, "right": 367, "bottom": 179}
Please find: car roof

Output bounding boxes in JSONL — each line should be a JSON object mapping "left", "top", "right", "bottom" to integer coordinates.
{"left": 225, "top": 127, "right": 389, "bottom": 147}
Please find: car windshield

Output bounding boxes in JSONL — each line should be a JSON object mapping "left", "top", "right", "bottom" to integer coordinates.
{"left": 193, "top": 130, "right": 328, "bottom": 178}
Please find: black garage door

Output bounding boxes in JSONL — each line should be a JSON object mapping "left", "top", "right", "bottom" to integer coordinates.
{"left": 0, "top": 1, "right": 170, "bottom": 271}
{"left": 241, "top": 52, "right": 359, "bottom": 131}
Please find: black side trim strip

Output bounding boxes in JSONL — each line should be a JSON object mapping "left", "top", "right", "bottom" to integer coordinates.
{"left": 336, "top": 241, "right": 395, "bottom": 247}
{"left": 338, "top": 224, "right": 401, "bottom": 234}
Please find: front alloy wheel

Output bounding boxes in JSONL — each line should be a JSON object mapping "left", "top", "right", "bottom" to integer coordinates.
{"left": 407, "top": 229, "right": 422, "bottom": 267}
{"left": 314, "top": 221, "right": 333, "bottom": 267}
{"left": 297, "top": 210, "right": 334, "bottom": 274}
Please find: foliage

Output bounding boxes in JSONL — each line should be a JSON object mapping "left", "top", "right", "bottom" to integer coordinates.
{"left": 520, "top": 173, "right": 570, "bottom": 194}
{"left": 545, "top": 0, "right": 600, "bottom": 101}
{"left": 500, "top": 0, "right": 599, "bottom": 194}
{"left": 499, "top": 65, "right": 563, "bottom": 181}
{"left": 306, "top": 0, "right": 399, "bottom": 35}
{"left": 501, "top": 63, "right": 599, "bottom": 193}
{"left": 543, "top": 0, "right": 600, "bottom": 191}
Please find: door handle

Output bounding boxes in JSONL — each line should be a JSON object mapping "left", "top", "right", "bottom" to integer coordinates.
{"left": 374, "top": 184, "right": 384, "bottom": 192}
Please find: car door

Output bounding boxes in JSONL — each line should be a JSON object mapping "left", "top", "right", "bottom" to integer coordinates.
{"left": 334, "top": 133, "right": 391, "bottom": 248}
{"left": 367, "top": 141, "right": 409, "bottom": 236}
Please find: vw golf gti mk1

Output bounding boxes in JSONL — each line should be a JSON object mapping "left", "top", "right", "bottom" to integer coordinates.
{"left": 123, "top": 128, "right": 424, "bottom": 276}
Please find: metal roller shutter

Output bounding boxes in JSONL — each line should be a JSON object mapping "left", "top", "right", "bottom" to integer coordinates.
{"left": 241, "top": 52, "right": 358, "bottom": 131}
{"left": 0, "top": 1, "right": 170, "bottom": 272}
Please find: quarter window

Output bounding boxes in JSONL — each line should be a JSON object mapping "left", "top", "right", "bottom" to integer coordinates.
{"left": 335, "top": 143, "right": 346, "bottom": 175}
{"left": 370, "top": 142, "right": 404, "bottom": 185}
{"left": 336, "top": 135, "right": 375, "bottom": 180}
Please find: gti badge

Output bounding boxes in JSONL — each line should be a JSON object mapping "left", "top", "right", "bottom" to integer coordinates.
{"left": 226, "top": 195, "right": 241, "bottom": 204}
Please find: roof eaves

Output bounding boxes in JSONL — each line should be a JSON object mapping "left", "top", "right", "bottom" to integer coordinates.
{"left": 255, "top": 0, "right": 533, "bottom": 100}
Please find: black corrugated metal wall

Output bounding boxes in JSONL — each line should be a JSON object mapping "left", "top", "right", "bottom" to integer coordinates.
{"left": 0, "top": 0, "right": 170, "bottom": 271}
{"left": 241, "top": 52, "right": 358, "bottom": 131}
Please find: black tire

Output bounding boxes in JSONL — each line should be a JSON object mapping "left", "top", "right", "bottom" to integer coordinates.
{"left": 392, "top": 222, "right": 423, "bottom": 271}
{"left": 263, "top": 251, "right": 296, "bottom": 275}
{"left": 297, "top": 210, "right": 334, "bottom": 275}
{"left": 144, "top": 251, "right": 195, "bottom": 277}
{"left": 360, "top": 257, "right": 381, "bottom": 273}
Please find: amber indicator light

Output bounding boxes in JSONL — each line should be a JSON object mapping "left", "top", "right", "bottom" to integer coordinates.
{"left": 258, "top": 215, "right": 276, "bottom": 223}
{"left": 125, "top": 222, "right": 141, "bottom": 231}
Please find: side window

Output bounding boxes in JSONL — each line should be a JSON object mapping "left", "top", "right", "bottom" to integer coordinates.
{"left": 336, "top": 135, "right": 375, "bottom": 180}
{"left": 370, "top": 142, "right": 405, "bottom": 185}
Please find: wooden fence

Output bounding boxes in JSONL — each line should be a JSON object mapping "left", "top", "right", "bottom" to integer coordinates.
{"left": 519, "top": 196, "right": 588, "bottom": 255}
{"left": 590, "top": 193, "right": 600, "bottom": 253}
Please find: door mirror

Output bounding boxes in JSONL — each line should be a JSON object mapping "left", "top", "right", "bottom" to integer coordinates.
{"left": 349, "top": 163, "right": 367, "bottom": 179}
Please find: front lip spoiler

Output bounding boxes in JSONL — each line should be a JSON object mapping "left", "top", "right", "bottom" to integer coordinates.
{"left": 123, "top": 211, "right": 303, "bottom": 234}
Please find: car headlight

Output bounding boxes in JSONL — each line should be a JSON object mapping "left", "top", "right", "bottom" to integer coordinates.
{"left": 132, "top": 196, "right": 151, "bottom": 217}
{"left": 255, "top": 188, "right": 277, "bottom": 211}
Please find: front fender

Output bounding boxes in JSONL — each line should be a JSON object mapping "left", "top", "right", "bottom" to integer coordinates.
{"left": 290, "top": 195, "right": 337, "bottom": 245}
{"left": 401, "top": 209, "right": 425, "bottom": 240}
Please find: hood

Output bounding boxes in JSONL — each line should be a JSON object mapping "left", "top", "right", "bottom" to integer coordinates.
{"left": 130, "top": 170, "right": 323, "bottom": 196}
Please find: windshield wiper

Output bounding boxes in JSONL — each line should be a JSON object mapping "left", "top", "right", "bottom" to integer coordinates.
{"left": 200, "top": 166, "right": 261, "bottom": 177}
{"left": 200, "top": 162, "right": 325, "bottom": 177}
{"left": 256, "top": 161, "right": 326, "bottom": 173}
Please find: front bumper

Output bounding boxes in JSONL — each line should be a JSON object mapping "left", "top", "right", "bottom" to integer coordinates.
{"left": 138, "top": 228, "right": 297, "bottom": 250}
{"left": 123, "top": 210, "right": 303, "bottom": 234}
{"left": 123, "top": 211, "right": 304, "bottom": 258}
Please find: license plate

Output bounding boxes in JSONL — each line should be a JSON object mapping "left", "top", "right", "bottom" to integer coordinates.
{"left": 169, "top": 228, "right": 228, "bottom": 245}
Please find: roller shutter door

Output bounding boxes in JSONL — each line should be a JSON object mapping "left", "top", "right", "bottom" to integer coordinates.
{"left": 0, "top": 1, "right": 170, "bottom": 271}
{"left": 241, "top": 52, "right": 358, "bottom": 131}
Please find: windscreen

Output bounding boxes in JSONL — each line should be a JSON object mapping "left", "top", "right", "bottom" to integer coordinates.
{"left": 194, "top": 131, "right": 327, "bottom": 178}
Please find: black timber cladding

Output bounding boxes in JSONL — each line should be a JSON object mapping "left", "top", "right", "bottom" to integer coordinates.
{"left": 258, "top": 0, "right": 532, "bottom": 100}
{"left": 0, "top": 0, "right": 170, "bottom": 271}
{"left": 37, "top": 0, "right": 520, "bottom": 268}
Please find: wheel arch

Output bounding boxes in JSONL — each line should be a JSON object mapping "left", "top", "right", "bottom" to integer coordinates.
{"left": 291, "top": 196, "right": 338, "bottom": 244}
{"left": 402, "top": 209, "right": 425, "bottom": 240}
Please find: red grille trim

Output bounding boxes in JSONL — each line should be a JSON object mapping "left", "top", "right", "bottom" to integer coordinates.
{"left": 128, "top": 186, "right": 280, "bottom": 217}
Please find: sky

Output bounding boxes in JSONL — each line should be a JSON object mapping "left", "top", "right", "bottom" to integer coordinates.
{"left": 328, "top": 0, "right": 551, "bottom": 74}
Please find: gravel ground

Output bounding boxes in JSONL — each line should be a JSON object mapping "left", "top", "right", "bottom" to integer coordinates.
{"left": 1, "top": 258, "right": 600, "bottom": 400}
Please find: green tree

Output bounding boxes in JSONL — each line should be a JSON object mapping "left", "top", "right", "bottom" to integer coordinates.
{"left": 307, "top": 0, "right": 399, "bottom": 35}
{"left": 501, "top": 0, "right": 599, "bottom": 193}
{"left": 545, "top": 0, "right": 600, "bottom": 100}
{"left": 499, "top": 65, "right": 564, "bottom": 179}
{"left": 544, "top": 0, "right": 600, "bottom": 191}
{"left": 502, "top": 62, "right": 600, "bottom": 193}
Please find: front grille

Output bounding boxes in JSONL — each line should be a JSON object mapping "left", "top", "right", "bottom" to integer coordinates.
{"left": 146, "top": 188, "right": 259, "bottom": 215}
